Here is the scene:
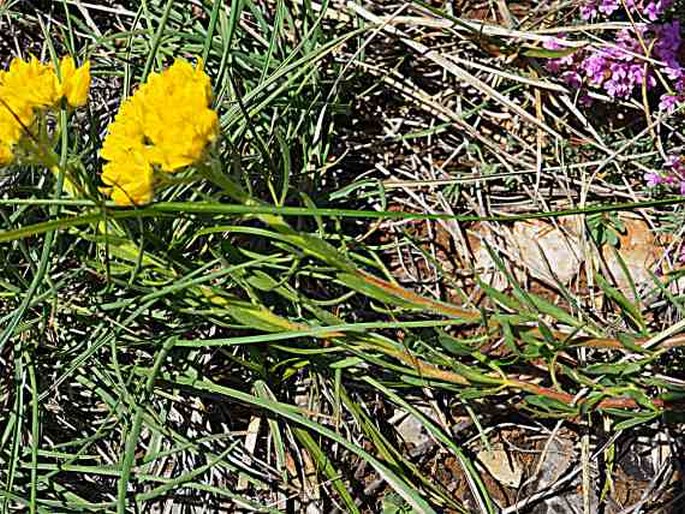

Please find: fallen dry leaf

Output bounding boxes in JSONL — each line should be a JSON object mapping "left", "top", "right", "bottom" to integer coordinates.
{"left": 476, "top": 443, "right": 523, "bottom": 489}
{"left": 466, "top": 213, "right": 674, "bottom": 308}
{"left": 467, "top": 219, "right": 581, "bottom": 295}
{"left": 513, "top": 218, "right": 583, "bottom": 286}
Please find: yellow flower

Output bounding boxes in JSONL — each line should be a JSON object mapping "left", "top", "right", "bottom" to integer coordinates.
{"left": 57, "top": 56, "right": 91, "bottom": 108}
{"left": 101, "top": 58, "right": 219, "bottom": 205}
{"left": 0, "top": 54, "right": 91, "bottom": 166}
{"left": 100, "top": 148, "right": 155, "bottom": 206}
{"left": 101, "top": 102, "right": 143, "bottom": 158}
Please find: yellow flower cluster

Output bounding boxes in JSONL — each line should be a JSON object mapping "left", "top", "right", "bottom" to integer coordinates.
{"left": 101, "top": 59, "right": 219, "bottom": 206}
{"left": 0, "top": 55, "right": 91, "bottom": 165}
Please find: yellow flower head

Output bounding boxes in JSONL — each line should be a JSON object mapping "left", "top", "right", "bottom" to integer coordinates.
{"left": 0, "top": 54, "right": 91, "bottom": 166}
{"left": 101, "top": 58, "right": 219, "bottom": 205}
{"left": 57, "top": 56, "right": 91, "bottom": 108}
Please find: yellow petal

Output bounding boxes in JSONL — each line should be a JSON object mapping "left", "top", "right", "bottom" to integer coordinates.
{"left": 0, "top": 142, "right": 13, "bottom": 166}
{"left": 59, "top": 56, "right": 91, "bottom": 108}
{"left": 5, "top": 56, "right": 60, "bottom": 108}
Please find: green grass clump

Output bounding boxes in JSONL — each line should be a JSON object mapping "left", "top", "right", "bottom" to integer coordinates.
{"left": 1, "top": 1, "right": 684, "bottom": 513}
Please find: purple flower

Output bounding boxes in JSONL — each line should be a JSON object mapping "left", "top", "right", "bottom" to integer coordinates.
{"left": 605, "top": 78, "right": 630, "bottom": 97}
{"left": 645, "top": 156, "right": 685, "bottom": 193}
{"left": 545, "top": 5, "right": 684, "bottom": 107}
{"left": 598, "top": 0, "right": 620, "bottom": 15}
{"left": 631, "top": 64, "right": 656, "bottom": 88}
{"left": 627, "top": 65, "right": 642, "bottom": 83}
{"left": 665, "top": 155, "right": 681, "bottom": 168}
{"left": 611, "top": 63, "right": 627, "bottom": 81}
{"left": 644, "top": 2, "right": 660, "bottom": 21}
{"left": 580, "top": 4, "right": 598, "bottom": 19}
{"left": 659, "top": 93, "right": 680, "bottom": 112}
{"left": 645, "top": 171, "right": 663, "bottom": 187}
{"left": 562, "top": 71, "right": 583, "bottom": 88}
{"left": 652, "top": 23, "right": 683, "bottom": 85}
{"left": 655, "top": 22, "right": 681, "bottom": 60}
{"left": 582, "top": 54, "right": 607, "bottom": 85}
{"left": 665, "top": 66, "right": 683, "bottom": 82}
{"left": 580, "top": 0, "right": 671, "bottom": 21}
{"left": 676, "top": 77, "right": 685, "bottom": 93}
{"left": 643, "top": 0, "right": 671, "bottom": 20}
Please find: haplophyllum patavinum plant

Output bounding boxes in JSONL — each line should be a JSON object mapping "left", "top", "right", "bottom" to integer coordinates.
{"left": 0, "top": 50, "right": 680, "bottom": 513}
{"left": 0, "top": 55, "right": 677, "bottom": 419}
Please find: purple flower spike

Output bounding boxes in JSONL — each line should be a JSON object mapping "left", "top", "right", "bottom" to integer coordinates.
{"left": 583, "top": 54, "right": 607, "bottom": 85}
{"left": 548, "top": 0, "right": 683, "bottom": 109}
{"left": 580, "top": 0, "right": 672, "bottom": 21}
